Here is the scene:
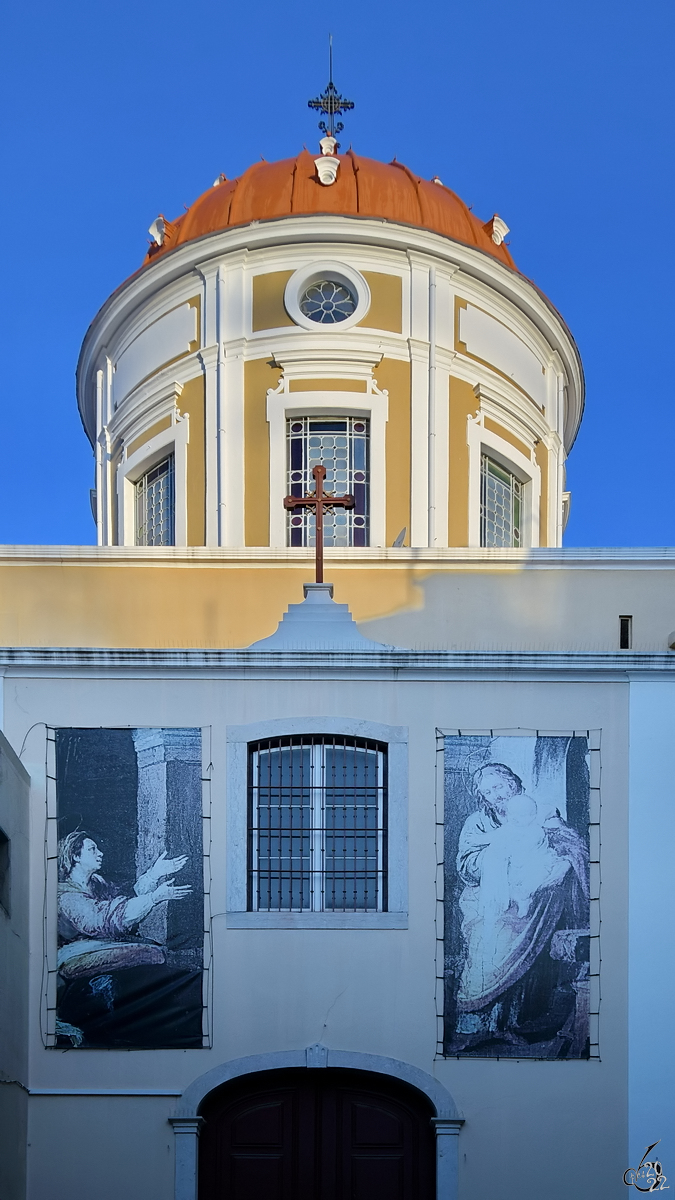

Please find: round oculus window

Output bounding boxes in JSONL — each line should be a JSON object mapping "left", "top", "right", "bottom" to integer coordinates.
{"left": 298, "top": 279, "right": 357, "bottom": 324}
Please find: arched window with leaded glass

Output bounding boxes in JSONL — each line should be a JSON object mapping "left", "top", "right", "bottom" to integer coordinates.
{"left": 480, "top": 454, "right": 522, "bottom": 548}
{"left": 286, "top": 417, "right": 369, "bottom": 547}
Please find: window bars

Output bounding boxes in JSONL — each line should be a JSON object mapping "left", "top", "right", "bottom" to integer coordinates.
{"left": 480, "top": 454, "right": 522, "bottom": 548}
{"left": 135, "top": 454, "right": 175, "bottom": 546}
{"left": 287, "top": 417, "right": 369, "bottom": 547}
{"left": 248, "top": 736, "right": 387, "bottom": 913}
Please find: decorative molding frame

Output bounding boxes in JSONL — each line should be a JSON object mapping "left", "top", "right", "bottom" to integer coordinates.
{"left": 225, "top": 716, "right": 408, "bottom": 927}
{"left": 467, "top": 412, "right": 541, "bottom": 549}
{"left": 266, "top": 373, "right": 389, "bottom": 549}
{"left": 284, "top": 261, "right": 371, "bottom": 332}
{"left": 170, "top": 1045, "right": 463, "bottom": 1200}
{"left": 116, "top": 410, "right": 189, "bottom": 547}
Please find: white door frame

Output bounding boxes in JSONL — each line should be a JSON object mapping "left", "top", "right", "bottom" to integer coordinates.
{"left": 170, "top": 1044, "right": 463, "bottom": 1200}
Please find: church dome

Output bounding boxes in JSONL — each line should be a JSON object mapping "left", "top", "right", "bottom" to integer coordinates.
{"left": 144, "top": 149, "right": 517, "bottom": 270}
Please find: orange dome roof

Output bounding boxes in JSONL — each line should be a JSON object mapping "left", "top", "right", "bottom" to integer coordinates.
{"left": 144, "top": 149, "right": 517, "bottom": 270}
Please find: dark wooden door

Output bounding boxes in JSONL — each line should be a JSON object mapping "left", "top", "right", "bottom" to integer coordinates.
{"left": 198, "top": 1067, "right": 436, "bottom": 1200}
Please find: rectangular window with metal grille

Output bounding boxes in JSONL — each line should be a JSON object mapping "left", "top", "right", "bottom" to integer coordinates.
{"left": 135, "top": 454, "right": 175, "bottom": 546}
{"left": 248, "top": 735, "right": 387, "bottom": 913}
{"left": 480, "top": 454, "right": 522, "bottom": 548}
{"left": 287, "top": 417, "right": 369, "bottom": 547}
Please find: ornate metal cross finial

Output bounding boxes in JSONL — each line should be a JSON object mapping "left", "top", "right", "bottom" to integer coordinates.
{"left": 308, "top": 34, "right": 354, "bottom": 140}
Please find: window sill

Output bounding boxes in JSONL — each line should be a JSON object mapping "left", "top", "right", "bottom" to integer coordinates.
{"left": 225, "top": 912, "right": 408, "bottom": 930}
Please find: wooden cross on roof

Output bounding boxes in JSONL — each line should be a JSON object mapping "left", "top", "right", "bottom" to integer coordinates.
{"left": 284, "top": 465, "right": 355, "bottom": 584}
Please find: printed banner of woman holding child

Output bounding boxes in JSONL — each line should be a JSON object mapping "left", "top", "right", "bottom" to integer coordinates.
{"left": 443, "top": 734, "right": 591, "bottom": 1058}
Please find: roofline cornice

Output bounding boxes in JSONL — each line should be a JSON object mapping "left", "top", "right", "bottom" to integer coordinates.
{"left": 0, "top": 545, "right": 674, "bottom": 568}
{"left": 0, "top": 646, "right": 671, "bottom": 679}
{"left": 76, "top": 215, "right": 584, "bottom": 450}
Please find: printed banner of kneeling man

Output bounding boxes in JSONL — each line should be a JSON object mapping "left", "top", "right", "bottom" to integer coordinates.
{"left": 443, "top": 734, "right": 591, "bottom": 1059}
{"left": 54, "top": 727, "right": 204, "bottom": 1049}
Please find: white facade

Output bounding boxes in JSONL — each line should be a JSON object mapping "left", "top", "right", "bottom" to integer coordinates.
{"left": 0, "top": 637, "right": 643, "bottom": 1200}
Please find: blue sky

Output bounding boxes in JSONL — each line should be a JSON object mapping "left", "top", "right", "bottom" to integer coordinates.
{"left": 1, "top": 0, "right": 673, "bottom": 546}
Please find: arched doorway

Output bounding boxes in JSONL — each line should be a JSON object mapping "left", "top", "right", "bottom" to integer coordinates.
{"left": 198, "top": 1067, "right": 436, "bottom": 1200}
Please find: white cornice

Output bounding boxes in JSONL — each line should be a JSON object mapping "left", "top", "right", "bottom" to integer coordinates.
{"left": 0, "top": 645, "right": 673, "bottom": 679}
{"left": 473, "top": 380, "right": 549, "bottom": 443}
{"left": 272, "top": 345, "right": 383, "bottom": 377}
{"left": 76, "top": 216, "right": 584, "bottom": 449}
{"left": 253, "top": 329, "right": 407, "bottom": 365}
{"left": 1, "top": 545, "right": 675, "bottom": 570}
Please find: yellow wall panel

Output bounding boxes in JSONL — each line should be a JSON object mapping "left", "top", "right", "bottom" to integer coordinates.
{"left": 534, "top": 440, "right": 549, "bottom": 548}
{"left": 251, "top": 270, "right": 402, "bottom": 335}
{"left": 359, "top": 273, "right": 403, "bottom": 334}
{"left": 0, "top": 561, "right": 423, "bottom": 650}
{"left": 448, "top": 377, "right": 478, "bottom": 547}
{"left": 126, "top": 415, "right": 172, "bottom": 458}
{"left": 252, "top": 271, "right": 295, "bottom": 332}
{"left": 374, "top": 358, "right": 410, "bottom": 547}
{"left": 483, "top": 417, "right": 530, "bottom": 461}
{"left": 245, "top": 358, "right": 281, "bottom": 545}
{"left": 288, "top": 378, "right": 367, "bottom": 392}
{"left": 178, "top": 376, "right": 206, "bottom": 547}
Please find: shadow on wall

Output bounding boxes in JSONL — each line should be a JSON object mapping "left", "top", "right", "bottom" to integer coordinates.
{"left": 356, "top": 567, "right": 655, "bottom": 653}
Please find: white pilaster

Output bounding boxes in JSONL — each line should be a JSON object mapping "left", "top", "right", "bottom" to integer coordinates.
{"left": 408, "top": 254, "right": 432, "bottom": 547}
{"left": 196, "top": 263, "right": 219, "bottom": 547}
{"left": 434, "top": 351, "right": 454, "bottom": 547}
{"left": 170, "top": 1117, "right": 203, "bottom": 1200}
{"left": 197, "top": 342, "right": 219, "bottom": 547}
{"left": 221, "top": 339, "right": 246, "bottom": 547}
{"left": 95, "top": 369, "right": 104, "bottom": 546}
{"left": 409, "top": 337, "right": 430, "bottom": 547}
{"left": 219, "top": 254, "right": 248, "bottom": 547}
{"left": 432, "top": 1117, "right": 463, "bottom": 1200}
{"left": 428, "top": 268, "right": 437, "bottom": 548}
{"left": 102, "top": 355, "right": 114, "bottom": 545}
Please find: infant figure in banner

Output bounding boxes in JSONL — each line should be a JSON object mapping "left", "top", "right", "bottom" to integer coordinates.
{"left": 486, "top": 790, "right": 571, "bottom": 918}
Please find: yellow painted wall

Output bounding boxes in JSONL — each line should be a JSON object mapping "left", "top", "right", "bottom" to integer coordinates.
{"left": 251, "top": 272, "right": 294, "bottom": 331}
{"left": 179, "top": 376, "right": 206, "bottom": 547}
{"left": 0, "top": 560, "right": 423, "bottom": 649}
{"left": 359, "top": 273, "right": 402, "bottom": 333}
{"left": 534, "top": 440, "right": 549, "bottom": 547}
{"left": 0, "top": 551, "right": 667, "bottom": 651}
{"left": 288, "top": 379, "right": 367, "bottom": 392}
{"left": 0, "top": 552, "right": 671, "bottom": 651}
{"left": 250, "top": 270, "right": 403, "bottom": 335}
{"left": 374, "top": 358, "right": 410, "bottom": 547}
{"left": 448, "top": 377, "right": 478, "bottom": 547}
{"left": 127, "top": 415, "right": 172, "bottom": 458}
{"left": 244, "top": 358, "right": 282, "bottom": 546}
{"left": 483, "top": 417, "right": 530, "bottom": 461}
